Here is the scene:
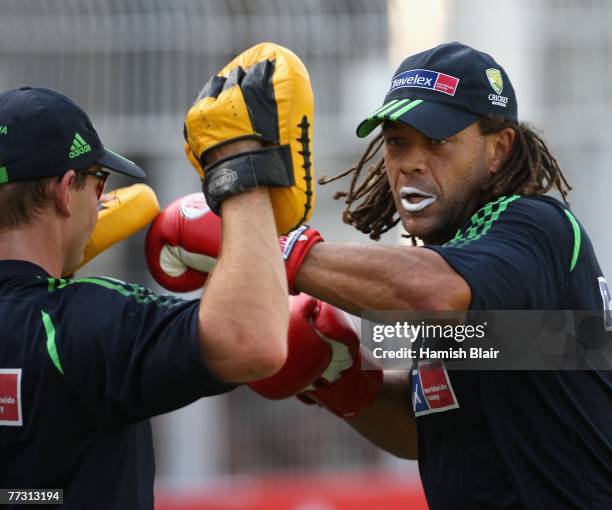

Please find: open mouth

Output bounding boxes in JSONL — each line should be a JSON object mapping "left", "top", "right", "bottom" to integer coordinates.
{"left": 399, "top": 187, "right": 437, "bottom": 212}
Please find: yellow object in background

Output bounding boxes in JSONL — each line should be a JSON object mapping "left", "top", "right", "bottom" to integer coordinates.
{"left": 75, "top": 184, "right": 160, "bottom": 272}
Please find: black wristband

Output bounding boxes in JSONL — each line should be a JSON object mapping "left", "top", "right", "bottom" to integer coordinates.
{"left": 202, "top": 146, "right": 294, "bottom": 214}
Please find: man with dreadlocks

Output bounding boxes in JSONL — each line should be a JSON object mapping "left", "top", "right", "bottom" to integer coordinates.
{"left": 287, "top": 42, "right": 612, "bottom": 509}
{"left": 147, "top": 42, "right": 611, "bottom": 509}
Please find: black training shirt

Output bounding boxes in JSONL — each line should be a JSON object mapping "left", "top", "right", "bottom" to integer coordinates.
{"left": 414, "top": 195, "right": 612, "bottom": 509}
{"left": 0, "top": 261, "right": 236, "bottom": 509}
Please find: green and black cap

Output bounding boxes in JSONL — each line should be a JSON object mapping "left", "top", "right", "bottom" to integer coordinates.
{"left": 0, "top": 86, "right": 145, "bottom": 184}
{"left": 357, "top": 42, "right": 518, "bottom": 140}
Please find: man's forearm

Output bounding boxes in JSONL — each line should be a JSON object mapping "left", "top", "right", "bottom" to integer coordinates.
{"left": 295, "top": 242, "right": 470, "bottom": 314}
{"left": 348, "top": 370, "right": 417, "bottom": 459}
{"left": 198, "top": 188, "right": 289, "bottom": 382}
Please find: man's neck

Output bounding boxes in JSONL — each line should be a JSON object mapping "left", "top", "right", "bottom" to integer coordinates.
{"left": 422, "top": 224, "right": 461, "bottom": 246}
{"left": 0, "top": 219, "right": 66, "bottom": 277}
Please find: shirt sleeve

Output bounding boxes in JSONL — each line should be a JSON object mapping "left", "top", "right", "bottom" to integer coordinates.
{"left": 47, "top": 277, "right": 238, "bottom": 425}
{"left": 425, "top": 196, "right": 575, "bottom": 309}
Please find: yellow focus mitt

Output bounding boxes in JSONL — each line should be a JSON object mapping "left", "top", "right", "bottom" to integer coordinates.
{"left": 184, "top": 42, "right": 315, "bottom": 235}
{"left": 74, "top": 184, "right": 160, "bottom": 273}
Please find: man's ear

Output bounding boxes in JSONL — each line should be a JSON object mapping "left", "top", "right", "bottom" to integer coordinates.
{"left": 488, "top": 127, "right": 516, "bottom": 176}
{"left": 52, "top": 170, "right": 76, "bottom": 217}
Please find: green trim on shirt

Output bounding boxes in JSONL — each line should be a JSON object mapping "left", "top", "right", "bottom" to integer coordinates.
{"left": 564, "top": 209, "right": 581, "bottom": 272}
{"left": 42, "top": 310, "right": 63, "bottom": 375}
{"left": 444, "top": 195, "right": 521, "bottom": 248}
{"left": 47, "top": 276, "right": 185, "bottom": 308}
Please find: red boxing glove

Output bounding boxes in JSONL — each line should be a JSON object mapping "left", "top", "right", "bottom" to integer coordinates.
{"left": 145, "top": 193, "right": 221, "bottom": 293}
{"left": 146, "top": 194, "right": 322, "bottom": 294}
{"left": 248, "top": 295, "right": 332, "bottom": 399}
{"left": 250, "top": 294, "right": 383, "bottom": 419}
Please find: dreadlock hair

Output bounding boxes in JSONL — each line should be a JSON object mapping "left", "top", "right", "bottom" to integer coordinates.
{"left": 320, "top": 116, "right": 572, "bottom": 241}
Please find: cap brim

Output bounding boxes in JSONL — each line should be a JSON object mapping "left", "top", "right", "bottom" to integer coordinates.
{"left": 356, "top": 99, "right": 479, "bottom": 139}
{"left": 96, "top": 148, "right": 146, "bottom": 178}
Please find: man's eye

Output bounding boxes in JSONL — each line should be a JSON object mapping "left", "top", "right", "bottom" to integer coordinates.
{"left": 429, "top": 138, "right": 449, "bottom": 146}
{"left": 385, "top": 137, "right": 403, "bottom": 146}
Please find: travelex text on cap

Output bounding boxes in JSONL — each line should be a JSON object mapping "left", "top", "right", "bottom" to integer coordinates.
{"left": 357, "top": 42, "right": 518, "bottom": 140}
{"left": 0, "top": 86, "right": 145, "bottom": 184}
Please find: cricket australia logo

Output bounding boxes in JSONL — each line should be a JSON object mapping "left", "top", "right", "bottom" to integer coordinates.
{"left": 486, "top": 68, "right": 503, "bottom": 94}
{"left": 69, "top": 132, "right": 92, "bottom": 159}
{"left": 485, "top": 68, "right": 508, "bottom": 108}
{"left": 208, "top": 167, "right": 238, "bottom": 196}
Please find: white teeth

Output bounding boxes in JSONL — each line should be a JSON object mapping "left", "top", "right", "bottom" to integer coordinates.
{"left": 399, "top": 187, "right": 437, "bottom": 212}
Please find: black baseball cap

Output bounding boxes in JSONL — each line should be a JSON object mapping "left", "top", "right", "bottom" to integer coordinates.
{"left": 0, "top": 86, "right": 145, "bottom": 184}
{"left": 356, "top": 42, "right": 518, "bottom": 139}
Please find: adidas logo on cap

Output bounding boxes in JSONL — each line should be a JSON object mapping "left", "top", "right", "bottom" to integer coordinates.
{"left": 69, "top": 132, "right": 91, "bottom": 159}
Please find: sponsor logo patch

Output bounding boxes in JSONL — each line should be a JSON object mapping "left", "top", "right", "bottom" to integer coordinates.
{"left": 597, "top": 276, "right": 612, "bottom": 331}
{"left": 0, "top": 368, "right": 23, "bottom": 426}
{"left": 411, "top": 360, "right": 459, "bottom": 417}
{"left": 390, "top": 69, "right": 460, "bottom": 96}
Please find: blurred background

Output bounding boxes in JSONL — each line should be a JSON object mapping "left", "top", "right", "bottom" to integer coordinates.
{"left": 1, "top": 0, "right": 610, "bottom": 508}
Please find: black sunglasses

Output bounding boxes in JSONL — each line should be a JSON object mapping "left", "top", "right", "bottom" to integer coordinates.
{"left": 80, "top": 169, "right": 110, "bottom": 199}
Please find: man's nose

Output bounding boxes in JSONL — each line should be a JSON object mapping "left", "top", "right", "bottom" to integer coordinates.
{"left": 398, "top": 145, "right": 427, "bottom": 176}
